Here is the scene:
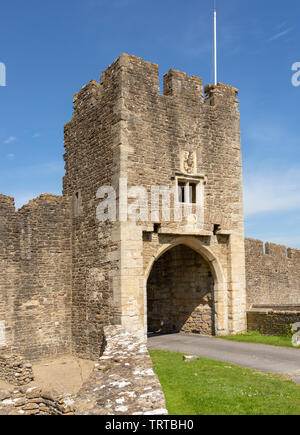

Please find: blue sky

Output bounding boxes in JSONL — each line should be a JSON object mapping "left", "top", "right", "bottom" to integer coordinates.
{"left": 0, "top": 0, "right": 299, "bottom": 248}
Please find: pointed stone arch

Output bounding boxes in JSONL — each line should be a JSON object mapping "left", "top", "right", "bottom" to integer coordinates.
{"left": 144, "top": 236, "right": 229, "bottom": 336}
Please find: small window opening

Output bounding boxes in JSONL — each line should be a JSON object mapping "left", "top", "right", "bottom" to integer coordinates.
{"left": 178, "top": 182, "right": 186, "bottom": 203}
{"left": 189, "top": 183, "right": 197, "bottom": 204}
{"left": 143, "top": 232, "right": 152, "bottom": 242}
{"left": 213, "top": 224, "right": 220, "bottom": 235}
{"left": 154, "top": 223, "right": 161, "bottom": 233}
{"left": 264, "top": 243, "right": 270, "bottom": 255}
{"left": 73, "top": 190, "right": 82, "bottom": 217}
{"left": 178, "top": 180, "right": 200, "bottom": 204}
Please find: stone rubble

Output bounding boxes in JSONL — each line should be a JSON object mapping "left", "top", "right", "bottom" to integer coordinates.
{"left": 0, "top": 349, "right": 34, "bottom": 386}
{"left": 0, "top": 386, "right": 75, "bottom": 415}
{"left": 183, "top": 355, "right": 200, "bottom": 362}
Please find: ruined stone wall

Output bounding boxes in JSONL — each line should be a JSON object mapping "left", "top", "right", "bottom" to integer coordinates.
{"left": 247, "top": 310, "right": 300, "bottom": 336}
{"left": 0, "top": 194, "right": 72, "bottom": 361}
{"left": 0, "top": 387, "right": 75, "bottom": 415}
{"left": 147, "top": 244, "right": 214, "bottom": 335}
{"left": 245, "top": 238, "right": 300, "bottom": 308}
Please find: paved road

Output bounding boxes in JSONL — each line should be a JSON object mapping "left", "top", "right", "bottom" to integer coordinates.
{"left": 148, "top": 334, "right": 300, "bottom": 383}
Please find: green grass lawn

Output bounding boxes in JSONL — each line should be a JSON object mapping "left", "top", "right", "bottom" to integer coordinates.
{"left": 149, "top": 350, "right": 300, "bottom": 415}
{"left": 217, "top": 331, "right": 299, "bottom": 348}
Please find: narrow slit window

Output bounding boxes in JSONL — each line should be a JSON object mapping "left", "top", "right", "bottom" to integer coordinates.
{"left": 73, "top": 190, "right": 82, "bottom": 217}
{"left": 178, "top": 182, "right": 186, "bottom": 203}
{"left": 189, "top": 183, "right": 197, "bottom": 204}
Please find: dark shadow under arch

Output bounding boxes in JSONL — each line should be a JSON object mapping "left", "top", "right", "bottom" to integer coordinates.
{"left": 147, "top": 244, "right": 215, "bottom": 335}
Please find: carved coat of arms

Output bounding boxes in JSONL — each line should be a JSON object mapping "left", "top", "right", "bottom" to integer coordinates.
{"left": 183, "top": 151, "right": 195, "bottom": 174}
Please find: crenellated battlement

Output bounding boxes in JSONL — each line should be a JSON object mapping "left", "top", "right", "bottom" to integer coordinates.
{"left": 205, "top": 83, "right": 239, "bottom": 107}
{"left": 245, "top": 238, "right": 300, "bottom": 308}
{"left": 73, "top": 80, "right": 101, "bottom": 116}
{"left": 16, "top": 193, "right": 64, "bottom": 213}
{"left": 163, "top": 69, "right": 203, "bottom": 103}
{"left": 0, "top": 194, "right": 16, "bottom": 214}
{"left": 245, "top": 237, "right": 300, "bottom": 260}
{"left": 71, "top": 53, "right": 239, "bottom": 117}
{"left": 0, "top": 193, "right": 65, "bottom": 216}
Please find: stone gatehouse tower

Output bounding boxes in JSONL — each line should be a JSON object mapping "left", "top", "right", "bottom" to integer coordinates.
{"left": 63, "top": 54, "right": 247, "bottom": 359}
{"left": 1, "top": 54, "right": 299, "bottom": 363}
{"left": 10, "top": 53, "right": 300, "bottom": 363}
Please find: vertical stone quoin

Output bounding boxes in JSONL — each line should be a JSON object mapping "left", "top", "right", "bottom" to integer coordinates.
{"left": 206, "top": 83, "right": 247, "bottom": 333}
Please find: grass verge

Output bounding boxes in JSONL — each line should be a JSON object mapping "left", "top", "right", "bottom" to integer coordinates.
{"left": 149, "top": 350, "right": 300, "bottom": 415}
{"left": 217, "top": 331, "right": 299, "bottom": 348}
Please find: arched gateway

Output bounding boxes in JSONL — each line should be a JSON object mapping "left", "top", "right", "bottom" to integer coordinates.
{"left": 147, "top": 245, "right": 215, "bottom": 335}
{"left": 144, "top": 237, "right": 229, "bottom": 337}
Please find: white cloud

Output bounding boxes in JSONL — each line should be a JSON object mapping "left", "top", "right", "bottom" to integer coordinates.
{"left": 32, "top": 133, "right": 41, "bottom": 138}
{"left": 244, "top": 166, "right": 300, "bottom": 216}
{"left": 6, "top": 153, "right": 15, "bottom": 159}
{"left": 268, "top": 27, "right": 293, "bottom": 42}
{"left": 4, "top": 136, "right": 17, "bottom": 144}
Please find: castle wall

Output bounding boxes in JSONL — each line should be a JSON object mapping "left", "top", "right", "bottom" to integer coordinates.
{"left": 0, "top": 194, "right": 72, "bottom": 361}
{"left": 245, "top": 238, "right": 300, "bottom": 308}
{"left": 247, "top": 310, "right": 300, "bottom": 336}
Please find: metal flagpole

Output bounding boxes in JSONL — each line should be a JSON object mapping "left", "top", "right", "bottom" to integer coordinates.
{"left": 214, "top": 0, "right": 217, "bottom": 85}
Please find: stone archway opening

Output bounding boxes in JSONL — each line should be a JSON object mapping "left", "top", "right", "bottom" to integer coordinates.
{"left": 147, "top": 244, "right": 215, "bottom": 336}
